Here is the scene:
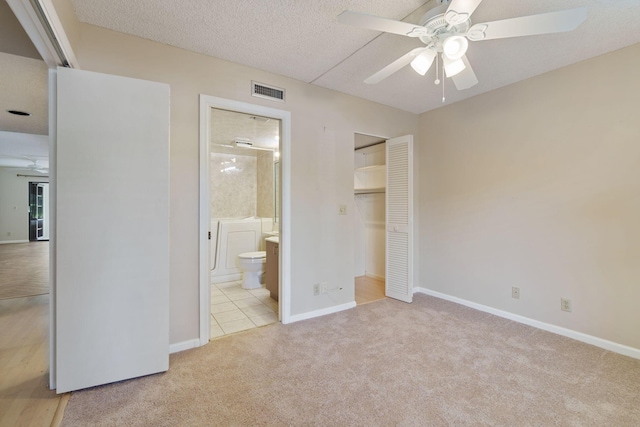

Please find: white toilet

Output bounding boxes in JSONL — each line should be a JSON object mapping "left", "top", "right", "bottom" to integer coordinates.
{"left": 237, "top": 251, "right": 266, "bottom": 289}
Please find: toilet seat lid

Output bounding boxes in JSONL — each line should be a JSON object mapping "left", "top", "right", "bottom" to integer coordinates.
{"left": 238, "top": 251, "right": 266, "bottom": 259}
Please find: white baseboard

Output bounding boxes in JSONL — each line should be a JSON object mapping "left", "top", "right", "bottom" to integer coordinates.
{"left": 169, "top": 338, "right": 201, "bottom": 354}
{"left": 287, "top": 301, "right": 357, "bottom": 323}
{"left": 0, "top": 239, "right": 29, "bottom": 244}
{"left": 414, "top": 287, "right": 640, "bottom": 360}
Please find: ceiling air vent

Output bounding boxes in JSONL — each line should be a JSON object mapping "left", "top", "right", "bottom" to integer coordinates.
{"left": 252, "top": 81, "right": 285, "bottom": 103}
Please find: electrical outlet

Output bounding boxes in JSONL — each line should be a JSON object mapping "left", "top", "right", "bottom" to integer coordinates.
{"left": 561, "top": 298, "right": 572, "bottom": 312}
{"left": 313, "top": 284, "right": 320, "bottom": 296}
{"left": 338, "top": 204, "right": 347, "bottom": 215}
{"left": 512, "top": 286, "right": 520, "bottom": 299}
{"left": 320, "top": 282, "right": 328, "bottom": 294}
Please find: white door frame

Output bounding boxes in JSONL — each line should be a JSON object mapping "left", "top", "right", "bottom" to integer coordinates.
{"left": 198, "top": 95, "right": 292, "bottom": 345}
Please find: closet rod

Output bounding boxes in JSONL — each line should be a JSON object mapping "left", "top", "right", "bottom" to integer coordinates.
{"left": 354, "top": 140, "right": 385, "bottom": 151}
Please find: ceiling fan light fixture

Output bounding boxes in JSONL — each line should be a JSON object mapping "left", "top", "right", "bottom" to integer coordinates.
{"left": 444, "top": 10, "right": 470, "bottom": 26}
{"left": 443, "top": 55, "right": 466, "bottom": 77}
{"left": 410, "top": 50, "right": 436, "bottom": 76}
{"left": 442, "top": 36, "right": 468, "bottom": 60}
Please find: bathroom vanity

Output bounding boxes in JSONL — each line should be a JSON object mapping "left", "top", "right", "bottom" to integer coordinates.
{"left": 265, "top": 236, "right": 279, "bottom": 300}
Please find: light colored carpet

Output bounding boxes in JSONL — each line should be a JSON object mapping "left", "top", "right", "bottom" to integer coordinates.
{"left": 0, "top": 242, "right": 48, "bottom": 300}
{"left": 62, "top": 294, "right": 640, "bottom": 426}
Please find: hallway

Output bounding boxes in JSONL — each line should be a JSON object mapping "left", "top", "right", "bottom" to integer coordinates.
{"left": 0, "top": 242, "right": 67, "bottom": 426}
{"left": 0, "top": 241, "right": 49, "bottom": 300}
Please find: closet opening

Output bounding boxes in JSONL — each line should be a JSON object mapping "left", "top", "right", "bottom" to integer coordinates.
{"left": 353, "top": 133, "right": 387, "bottom": 305}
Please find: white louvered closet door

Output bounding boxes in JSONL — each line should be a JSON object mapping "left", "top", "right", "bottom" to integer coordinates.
{"left": 385, "top": 135, "right": 413, "bottom": 303}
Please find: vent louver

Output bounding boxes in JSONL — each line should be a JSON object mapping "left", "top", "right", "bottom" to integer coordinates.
{"left": 252, "top": 81, "right": 285, "bottom": 102}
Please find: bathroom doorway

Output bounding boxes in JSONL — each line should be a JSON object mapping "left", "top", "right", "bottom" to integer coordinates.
{"left": 353, "top": 133, "right": 387, "bottom": 305}
{"left": 208, "top": 108, "right": 280, "bottom": 338}
{"left": 198, "top": 95, "right": 292, "bottom": 345}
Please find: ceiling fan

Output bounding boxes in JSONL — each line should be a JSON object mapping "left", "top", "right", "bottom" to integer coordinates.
{"left": 338, "top": 0, "right": 587, "bottom": 91}
{"left": 0, "top": 156, "right": 49, "bottom": 174}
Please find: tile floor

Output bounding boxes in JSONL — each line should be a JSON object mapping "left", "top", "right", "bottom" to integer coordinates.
{"left": 210, "top": 280, "right": 279, "bottom": 339}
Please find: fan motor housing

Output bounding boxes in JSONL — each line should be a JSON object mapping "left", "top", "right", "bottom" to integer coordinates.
{"left": 419, "top": 6, "right": 470, "bottom": 48}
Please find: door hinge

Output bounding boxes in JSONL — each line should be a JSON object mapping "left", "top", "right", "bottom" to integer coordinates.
{"left": 208, "top": 231, "right": 211, "bottom": 240}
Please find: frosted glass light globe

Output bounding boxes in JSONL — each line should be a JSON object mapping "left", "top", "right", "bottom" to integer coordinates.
{"left": 443, "top": 36, "right": 469, "bottom": 60}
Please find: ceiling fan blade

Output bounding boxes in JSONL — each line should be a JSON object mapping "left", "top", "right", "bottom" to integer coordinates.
{"left": 451, "top": 55, "right": 478, "bottom": 90}
{"left": 364, "top": 48, "right": 428, "bottom": 84}
{"left": 445, "top": 0, "right": 484, "bottom": 25}
{"left": 338, "top": 10, "right": 427, "bottom": 37}
{"left": 467, "top": 7, "right": 587, "bottom": 41}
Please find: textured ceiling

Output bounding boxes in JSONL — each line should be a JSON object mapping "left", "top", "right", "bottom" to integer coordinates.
{"left": 71, "top": 0, "right": 427, "bottom": 83}
{"left": 71, "top": 0, "right": 640, "bottom": 114}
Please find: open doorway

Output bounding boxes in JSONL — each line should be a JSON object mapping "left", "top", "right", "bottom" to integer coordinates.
{"left": 199, "top": 95, "right": 292, "bottom": 345}
{"left": 353, "top": 133, "right": 387, "bottom": 305}
{"left": 208, "top": 108, "right": 280, "bottom": 338}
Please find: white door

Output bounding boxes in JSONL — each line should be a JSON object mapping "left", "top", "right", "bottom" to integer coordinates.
{"left": 54, "top": 67, "right": 170, "bottom": 393}
{"left": 385, "top": 135, "right": 413, "bottom": 303}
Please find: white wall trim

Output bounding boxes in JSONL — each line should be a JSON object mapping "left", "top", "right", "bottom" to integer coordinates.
{"left": 414, "top": 287, "right": 640, "bottom": 360}
{"left": 169, "top": 339, "right": 201, "bottom": 354}
{"left": 211, "top": 273, "right": 241, "bottom": 284}
{"left": 199, "top": 95, "right": 292, "bottom": 345}
{"left": 6, "top": 0, "right": 79, "bottom": 68}
{"left": 287, "top": 301, "right": 357, "bottom": 323}
{"left": 38, "top": 0, "right": 79, "bottom": 67}
{"left": 0, "top": 240, "right": 29, "bottom": 245}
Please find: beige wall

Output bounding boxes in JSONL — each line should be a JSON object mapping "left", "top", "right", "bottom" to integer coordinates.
{"left": 74, "top": 24, "right": 418, "bottom": 344}
{"left": 50, "top": 0, "right": 80, "bottom": 64}
{"left": 417, "top": 43, "right": 640, "bottom": 349}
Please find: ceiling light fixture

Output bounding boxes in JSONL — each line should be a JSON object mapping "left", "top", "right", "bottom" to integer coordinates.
{"left": 339, "top": 4, "right": 587, "bottom": 97}
{"left": 410, "top": 50, "right": 437, "bottom": 76}
{"left": 234, "top": 138, "right": 253, "bottom": 148}
{"left": 7, "top": 110, "right": 32, "bottom": 116}
{"left": 442, "top": 36, "right": 468, "bottom": 60}
{"left": 443, "top": 55, "right": 466, "bottom": 77}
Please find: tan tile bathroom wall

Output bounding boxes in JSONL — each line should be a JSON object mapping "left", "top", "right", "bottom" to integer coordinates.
{"left": 256, "top": 151, "right": 274, "bottom": 218}
{"left": 211, "top": 152, "right": 257, "bottom": 218}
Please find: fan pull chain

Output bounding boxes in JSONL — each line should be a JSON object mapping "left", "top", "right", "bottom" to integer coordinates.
{"left": 442, "top": 66, "right": 446, "bottom": 103}
{"left": 434, "top": 55, "right": 440, "bottom": 85}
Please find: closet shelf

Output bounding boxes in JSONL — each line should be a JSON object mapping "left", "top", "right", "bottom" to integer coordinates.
{"left": 354, "top": 165, "right": 386, "bottom": 173}
{"left": 355, "top": 187, "right": 385, "bottom": 194}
